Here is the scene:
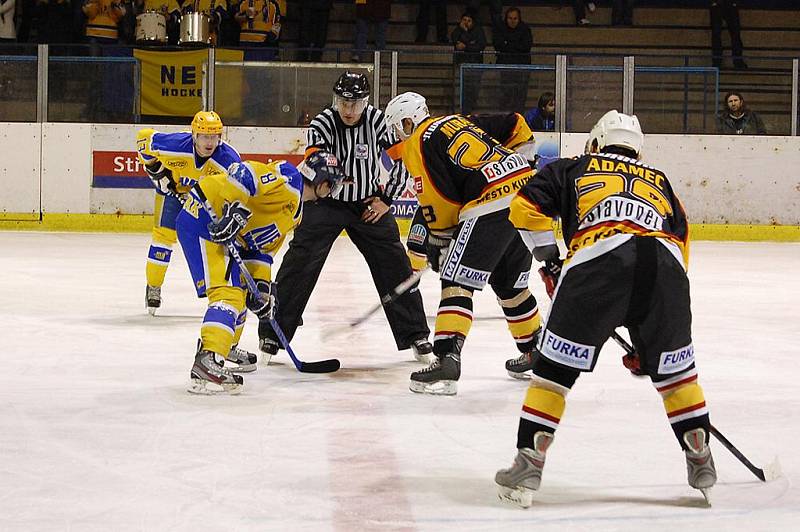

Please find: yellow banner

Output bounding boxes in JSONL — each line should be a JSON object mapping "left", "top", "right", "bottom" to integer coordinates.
{"left": 134, "top": 49, "right": 243, "bottom": 117}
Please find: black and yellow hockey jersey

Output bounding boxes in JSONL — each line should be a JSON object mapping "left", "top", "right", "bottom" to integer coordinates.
{"left": 509, "top": 152, "right": 690, "bottom": 269}
{"left": 399, "top": 114, "right": 535, "bottom": 233}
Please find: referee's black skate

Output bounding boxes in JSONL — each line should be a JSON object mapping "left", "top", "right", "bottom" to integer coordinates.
{"left": 259, "top": 337, "right": 279, "bottom": 366}
{"left": 411, "top": 337, "right": 433, "bottom": 363}
{"left": 409, "top": 353, "right": 460, "bottom": 395}
{"left": 188, "top": 342, "right": 243, "bottom": 395}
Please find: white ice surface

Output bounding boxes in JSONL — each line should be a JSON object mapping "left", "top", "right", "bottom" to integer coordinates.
{"left": 1, "top": 232, "right": 798, "bottom": 531}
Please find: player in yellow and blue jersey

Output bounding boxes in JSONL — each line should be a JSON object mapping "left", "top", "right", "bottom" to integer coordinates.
{"left": 136, "top": 111, "right": 241, "bottom": 316}
{"left": 176, "top": 152, "right": 347, "bottom": 395}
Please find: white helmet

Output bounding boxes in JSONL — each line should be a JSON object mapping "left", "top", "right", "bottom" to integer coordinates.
{"left": 384, "top": 92, "right": 430, "bottom": 138}
{"left": 587, "top": 110, "right": 644, "bottom": 156}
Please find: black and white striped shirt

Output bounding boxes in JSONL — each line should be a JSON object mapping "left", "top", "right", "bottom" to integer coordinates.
{"left": 306, "top": 105, "right": 409, "bottom": 203}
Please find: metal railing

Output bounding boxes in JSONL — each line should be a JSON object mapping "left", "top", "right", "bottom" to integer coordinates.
{"left": 0, "top": 44, "right": 798, "bottom": 135}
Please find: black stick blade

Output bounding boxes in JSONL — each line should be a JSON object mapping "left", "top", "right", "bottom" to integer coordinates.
{"left": 299, "top": 358, "right": 341, "bottom": 373}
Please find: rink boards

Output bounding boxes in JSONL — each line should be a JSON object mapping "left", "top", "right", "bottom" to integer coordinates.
{"left": 0, "top": 122, "right": 798, "bottom": 241}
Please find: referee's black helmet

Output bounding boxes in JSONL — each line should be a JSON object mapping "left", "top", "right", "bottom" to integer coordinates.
{"left": 333, "top": 72, "right": 370, "bottom": 100}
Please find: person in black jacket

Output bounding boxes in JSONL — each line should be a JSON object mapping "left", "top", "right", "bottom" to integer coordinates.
{"left": 716, "top": 91, "right": 766, "bottom": 135}
{"left": 298, "top": 0, "right": 332, "bottom": 62}
{"left": 451, "top": 11, "right": 485, "bottom": 113}
{"left": 493, "top": 7, "right": 532, "bottom": 113}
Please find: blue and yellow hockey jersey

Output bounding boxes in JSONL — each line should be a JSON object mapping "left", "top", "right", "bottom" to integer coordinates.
{"left": 182, "top": 159, "right": 305, "bottom": 282}
{"left": 136, "top": 129, "right": 242, "bottom": 195}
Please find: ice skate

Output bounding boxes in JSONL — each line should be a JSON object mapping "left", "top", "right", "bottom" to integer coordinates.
{"left": 495, "top": 431, "right": 554, "bottom": 508}
{"left": 505, "top": 351, "right": 535, "bottom": 379}
{"left": 259, "top": 337, "right": 279, "bottom": 366}
{"left": 683, "top": 428, "right": 716, "bottom": 504}
{"left": 409, "top": 353, "right": 460, "bottom": 395}
{"left": 145, "top": 285, "right": 161, "bottom": 316}
{"left": 411, "top": 337, "right": 433, "bottom": 363}
{"left": 226, "top": 344, "right": 258, "bottom": 373}
{"left": 188, "top": 344, "right": 244, "bottom": 395}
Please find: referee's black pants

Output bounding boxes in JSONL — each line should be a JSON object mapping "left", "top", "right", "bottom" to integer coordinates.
{"left": 259, "top": 198, "right": 430, "bottom": 350}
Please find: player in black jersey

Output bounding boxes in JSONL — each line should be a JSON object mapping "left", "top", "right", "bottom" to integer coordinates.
{"left": 495, "top": 110, "right": 716, "bottom": 507}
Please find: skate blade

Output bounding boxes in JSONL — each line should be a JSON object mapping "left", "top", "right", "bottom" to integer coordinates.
{"left": 409, "top": 380, "right": 457, "bottom": 395}
{"left": 187, "top": 379, "right": 243, "bottom": 395}
{"left": 507, "top": 369, "right": 531, "bottom": 380}
{"left": 259, "top": 352, "right": 274, "bottom": 367}
{"left": 497, "top": 484, "right": 534, "bottom": 508}
{"left": 227, "top": 362, "right": 257, "bottom": 373}
{"left": 699, "top": 487, "right": 712, "bottom": 506}
{"left": 147, "top": 307, "right": 158, "bottom": 317}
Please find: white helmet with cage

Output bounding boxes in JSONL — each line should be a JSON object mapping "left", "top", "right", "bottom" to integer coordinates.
{"left": 384, "top": 92, "right": 430, "bottom": 139}
{"left": 587, "top": 110, "right": 644, "bottom": 156}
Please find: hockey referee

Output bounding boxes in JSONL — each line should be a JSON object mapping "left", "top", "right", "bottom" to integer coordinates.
{"left": 259, "top": 72, "right": 432, "bottom": 361}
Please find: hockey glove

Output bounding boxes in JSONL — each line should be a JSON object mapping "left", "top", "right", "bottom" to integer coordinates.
{"left": 208, "top": 201, "right": 252, "bottom": 244}
{"left": 622, "top": 351, "right": 646, "bottom": 377}
{"left": 537, "top": 258, "right": 564, "bottom": 299}
{"left": 144, "top": 160, "right": 177, "bottom": 197}
{"left": 246, "top": 280, "right": 277, "bottom": 320}
{"left": 426, "top": 233, "right": 452, "bottom": 273}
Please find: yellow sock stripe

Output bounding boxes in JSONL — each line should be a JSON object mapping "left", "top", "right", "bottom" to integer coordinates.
{"left": 506, "top": 312, "right": 540, "bottom": 339}
{"left": 663, "top": 383, "right": 709, "bottom": 424}
{"left": 434, "top": 310, "right": 473, "bottom": 338}
{"left": 520, "top": 386, "right": 566, "bottom": 430}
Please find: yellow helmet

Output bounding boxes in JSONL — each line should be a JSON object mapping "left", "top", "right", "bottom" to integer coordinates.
{"left": 191, "top": 111, "right": 223, "bottom": 135}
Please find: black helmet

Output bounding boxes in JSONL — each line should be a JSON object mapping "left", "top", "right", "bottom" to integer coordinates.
{"left": 333, "top": 72, "right": 370, "bottom": 100}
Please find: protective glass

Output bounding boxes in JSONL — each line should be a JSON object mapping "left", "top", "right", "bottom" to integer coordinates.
{"left": 333, "top": 95, "right": 368, "bottom": 116}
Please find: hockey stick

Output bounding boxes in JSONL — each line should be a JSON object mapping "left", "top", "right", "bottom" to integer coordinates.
{"left": 607, "top": 330, "right": 781, "bottom": 482}
{"left": 199, "top": 195, "right": 340, "bottom": 373}
{"left": 348, "top": 266, "right": 429, "bottom": 328}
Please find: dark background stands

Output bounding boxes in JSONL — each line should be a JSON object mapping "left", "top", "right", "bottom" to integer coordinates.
{"left": 353, "top": 0, "right": 391, "bottom": 60}
{"left": 297, "top": 0, "right": 332, "bottom": 61}
{"left": 414, "top": 0, "right": 447, "bottom": 43}
{"left": 710, "top": 0, "right": 746, "bottom": 68}
{"left": 493, "top": 6, "right": 532, "bottom": 113}
{"left": 451, "top": 11, "right": 485, "bottom": 113}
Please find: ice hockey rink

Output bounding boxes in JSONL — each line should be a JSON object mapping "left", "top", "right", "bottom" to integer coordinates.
{"left": 1, "top": 231, "right": 798, "bottom": 531}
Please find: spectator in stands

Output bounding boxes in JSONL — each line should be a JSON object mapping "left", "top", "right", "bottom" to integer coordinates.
{"left": 611, "top": 0, "right": 634, "bottom": 26}
{"left": 494, "top": 6, "right": 532, "bottom": 113}
{"left": 452, "top": 10, "right": 485, "bottom": 113}
{"left": 573, "top": 1, "right": 595, "bottom": 25}
{"left": 34, "top": 0, "right": 76, "bottom": 44}
{"left": 414, "top": 0, "right": 447, "bottom": 44}
{"left": 467, "top": 0, "right": 501, "bottom": 28}
{"left": 716, "top": 91, "right": 766, "bottom": 135}
{"left": 235, "top": 0, "right": 281, "bottom": 59}
{"left": 353, "top": 0, "right": 391, "bottom": 62}
{"left": 82, "top": 0, "right": 125, "bottom": 44}
{"left": 298, "top": 0, "right": 332, "bottom": 62}
{"left": 524, "top": 91, "right": 555, "bottom": 131}
{"left": 710, "top": 0, "right": 746, "bottom": 69}
{"left": 0, "top": 0, "right": 16, "bottom": 42}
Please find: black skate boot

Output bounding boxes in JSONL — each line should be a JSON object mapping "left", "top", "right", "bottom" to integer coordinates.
{"left": 226, "top": 344, "right": 258, "bottom": 373}
{"left": 259, "top": 337, "right": 280, "bottom": 366}
{"left": 505, "top": 351, "right": 535, "bottom": 379}
{"left": 411, "top": 337, "right": 433, "bottom": 363}
{"left": 409, "top": 352, "right": 461, "bottom": 395}
{"left": 683, "top": 428, "right": 716, "bottom": 504}
{"left": 145, "top": 285, "right": 161, "bottom": 316}
{"left": 188, "top": 342, "right": 244, "bottom": 395}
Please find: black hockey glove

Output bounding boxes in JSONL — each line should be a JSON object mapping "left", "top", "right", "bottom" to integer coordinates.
{"left": 537, "top": 258, "right": 563, "bottom": 299}
{"left": 208, "top": 201, "right": 252, "bottom": 244}
{"left": 426, "top": 233, "right": 452, "bottom": 273}
{"left": 246, "top": 279, "right": 277, "bottom": 320}
{"left": 144, "top": 160, "right": 177, "bottom": 197}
